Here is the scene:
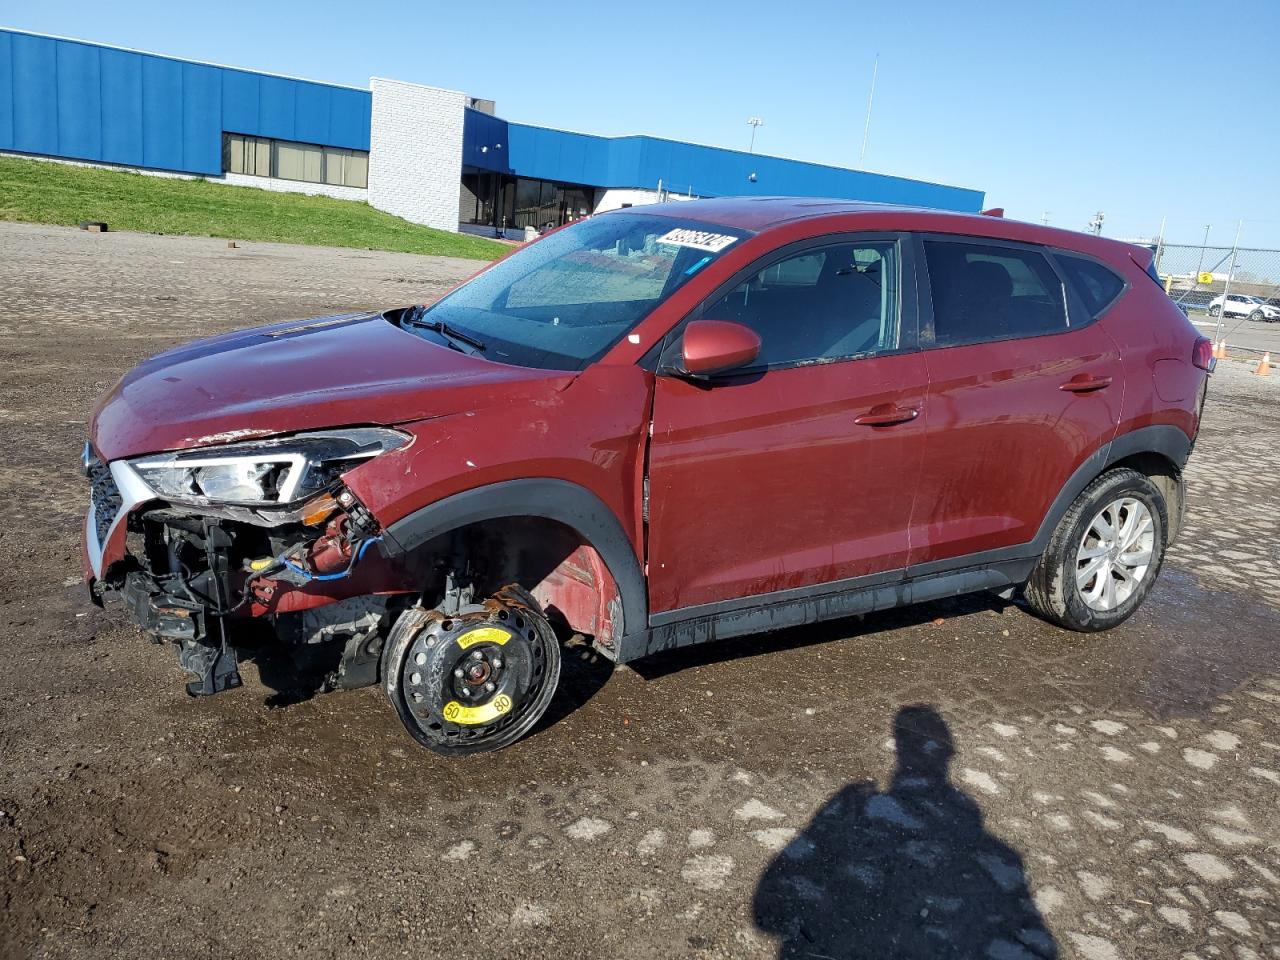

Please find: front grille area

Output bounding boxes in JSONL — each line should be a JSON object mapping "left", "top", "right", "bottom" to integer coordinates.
{"left": 88, "top": 457, "right": 122, "bottom": 544}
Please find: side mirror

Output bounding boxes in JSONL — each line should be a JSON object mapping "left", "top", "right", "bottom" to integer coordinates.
{"left": 675, "top": 320, "right": 761, "bottom": 378}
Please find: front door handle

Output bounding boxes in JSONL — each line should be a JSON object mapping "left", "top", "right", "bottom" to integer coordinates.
{"left": 1060, "top": 374, "right": 1113, "bottom": 393}
{"left": 854, "top": 404, "right": 920, "bottom": 427}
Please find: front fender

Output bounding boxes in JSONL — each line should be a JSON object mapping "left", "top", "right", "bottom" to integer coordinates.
{"left": 379, "top": 478, "right": 648, "bottom": 642}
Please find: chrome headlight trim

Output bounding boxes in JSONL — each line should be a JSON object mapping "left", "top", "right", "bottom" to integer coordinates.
{"left": 131, "top": 450, "right": 312, "bottom": 504}
{"left": 126, "top": 427, "right": 411, "bottom": 508}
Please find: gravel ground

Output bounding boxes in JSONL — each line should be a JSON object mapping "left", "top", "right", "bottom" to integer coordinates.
{"left": 1186, "top": 313, "right": 1280, "bottom": 359}
{"left": 1, "top": 222, "right": 1278, "bottom": 960}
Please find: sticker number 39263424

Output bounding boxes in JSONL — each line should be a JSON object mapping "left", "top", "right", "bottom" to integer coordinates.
{"left": 655, "top": 228, "right": 738, "bottom": 254}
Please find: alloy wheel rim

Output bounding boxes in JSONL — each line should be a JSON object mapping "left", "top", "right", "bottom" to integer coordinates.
{"left": 1075, "top": 496, "right": 1155, "bottom": 612}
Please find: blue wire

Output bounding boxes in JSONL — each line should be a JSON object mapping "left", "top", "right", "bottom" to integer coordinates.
{"left": 280, "top": 536, "right": 382, "bottom": 582}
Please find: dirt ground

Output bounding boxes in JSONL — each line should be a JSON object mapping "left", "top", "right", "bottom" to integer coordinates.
{"left": 1, "top": 222, "right": 1278, "bottom": 960}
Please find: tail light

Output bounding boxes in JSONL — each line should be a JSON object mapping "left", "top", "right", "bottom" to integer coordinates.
{"left": 1192, "top": 336, "right": 1216, "bottom": 372}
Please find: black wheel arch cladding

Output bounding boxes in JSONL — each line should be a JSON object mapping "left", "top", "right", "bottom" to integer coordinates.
{"left": 1030, "top": 424, "right": 1189, "bottom": 553}
{"left": 381, "top": 478, "right": 649, "bottom": 641}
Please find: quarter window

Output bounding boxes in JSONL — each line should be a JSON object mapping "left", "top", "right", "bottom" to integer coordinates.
{"left": 222, "top": 133, "right": 369, "bottom": 188}
{"left": 923, "top": 241, "right": 1067, "bottom": 346}
{"left": 1055, "top": 254, "right": 1125, "bottom": 317}
{"left": 702, "top": 240, "right": 900, "bottom": 368}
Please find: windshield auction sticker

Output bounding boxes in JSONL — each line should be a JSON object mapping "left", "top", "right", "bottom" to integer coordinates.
{"left": 656, "top": 228, "right": 739, "bottom": 253}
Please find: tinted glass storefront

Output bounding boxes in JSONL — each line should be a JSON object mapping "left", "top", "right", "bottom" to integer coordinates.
{"left": 461, "top": 172, "right": 596, "bottom": 232}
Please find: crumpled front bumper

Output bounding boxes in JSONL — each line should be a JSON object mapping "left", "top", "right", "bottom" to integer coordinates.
{"left": 83, "top": 453, "right": 154, "bottom": 588}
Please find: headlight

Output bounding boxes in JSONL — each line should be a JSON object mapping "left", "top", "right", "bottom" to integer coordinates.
{"left": 130, "top": 427, "right": 410, "bottom": 506}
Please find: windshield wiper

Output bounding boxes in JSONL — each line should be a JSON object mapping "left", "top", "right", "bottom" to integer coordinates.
{"left": 401, "top": 306, "right": 486, "bottom": 353}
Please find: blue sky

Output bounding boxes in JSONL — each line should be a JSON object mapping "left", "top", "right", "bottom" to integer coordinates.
{"left": 7, "top": 0, "right": 1279, "bottom": 246}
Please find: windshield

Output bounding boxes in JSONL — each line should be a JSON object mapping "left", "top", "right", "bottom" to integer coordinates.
{"left": 411, "top": 213, "right": 750, "bottom": 370}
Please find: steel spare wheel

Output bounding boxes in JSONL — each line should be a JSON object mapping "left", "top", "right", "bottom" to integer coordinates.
{"left": 382, "top": 584, "right": 561, "bottom": 755}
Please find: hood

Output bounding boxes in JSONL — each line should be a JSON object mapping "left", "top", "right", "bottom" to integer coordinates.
{"left": 90, "top": 312, "right": 574, "bottom": 461}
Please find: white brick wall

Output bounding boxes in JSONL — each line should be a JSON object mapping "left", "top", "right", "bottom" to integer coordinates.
{"left": 367, "top": 77, "right": 466, "bottom": 233}
{"left": 222, "top": 171, "right": 367, "bottom": 202}
{"left": 3, "top": 151, "right": 368, "bottom": 202}
{"left": 1, "top": 150, "right": 200, "bottom": 180}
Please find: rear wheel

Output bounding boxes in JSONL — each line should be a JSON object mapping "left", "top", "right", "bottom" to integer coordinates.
{"left": 1208, "top": 305, "right": 1221, "bottom": 317}
{"left": 382, "top": 584, "right": 561, "bottom": 755}
{"left": 1023, "top": 468, "right": 1167, "bottom": 632}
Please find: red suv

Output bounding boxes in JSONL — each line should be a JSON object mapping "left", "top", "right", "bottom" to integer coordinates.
{"left": 84, "top": 199, "right": 1213, "bottom": 754}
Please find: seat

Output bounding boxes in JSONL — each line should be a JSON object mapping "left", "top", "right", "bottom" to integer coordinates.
{"left": 756, "top": 250, "right": 886, "bottom": 363}
{"left": 930, "top": 252, "right": 1014, "bottom": 344}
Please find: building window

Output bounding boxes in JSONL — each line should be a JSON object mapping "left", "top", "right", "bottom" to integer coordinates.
{"left": 222, "top": 133, "right": 368, "bottom": 189}
{"left": 460, "top": 172, "right": 596, "bottom": 229}
{"left": 224, "top": 133, "right": 271, "bottom": 178}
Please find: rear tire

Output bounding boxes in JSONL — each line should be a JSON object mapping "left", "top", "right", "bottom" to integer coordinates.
{"left": 1022, "top": 468, "right": 1168, "bottom": 632}
{"left": 1208, "top": 305, "right": 1221, "bottom": 317}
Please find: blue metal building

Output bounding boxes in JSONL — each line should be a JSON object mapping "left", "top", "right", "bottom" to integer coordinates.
{"left": 0, "top": 28, "right": 984, "bottom": 233}
{"left": 461, "top": 109, "right": 981, "bottom": 212}
{"left": 0, "top": 29, "right": 370, "bottom": 176}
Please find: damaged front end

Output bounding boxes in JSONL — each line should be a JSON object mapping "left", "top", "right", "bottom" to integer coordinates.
{"left": 83, "top": 429, "right": 420, "bottom": 697}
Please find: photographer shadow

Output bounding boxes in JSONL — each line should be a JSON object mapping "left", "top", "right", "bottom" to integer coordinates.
{"left": 753, "top": 705, "right": 1057, "bottom": 959}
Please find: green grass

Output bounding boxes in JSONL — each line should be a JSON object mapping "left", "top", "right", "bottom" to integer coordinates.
{"left": 0, "top": 155, "right": 508, "bottom": 260}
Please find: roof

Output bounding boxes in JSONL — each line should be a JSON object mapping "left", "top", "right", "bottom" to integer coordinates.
{"left": 629, "top": 197, "right": 926, "bottom": 231}
{"left": 0, "top": 26, "right": 369, "bottom": 92}
{"left": 620, "top": 197, "right": 1149, "bottom": 260}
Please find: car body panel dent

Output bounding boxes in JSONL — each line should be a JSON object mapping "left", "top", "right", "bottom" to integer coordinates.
{"left": 345, "top": 364, "right": 653, "bottom": 558}
{"left": 911, "top": 324, "right": 1125, "bottom": 566}
{"left": 646, "top": 351, "right": 929, "bottom": 613}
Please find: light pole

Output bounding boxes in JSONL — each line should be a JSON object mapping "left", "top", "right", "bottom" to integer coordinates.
{"left": 860, "top": 54, "right": 878, "bottom": 168}
{"left": 747, "top": 117, "right": 763, "bottom": 153}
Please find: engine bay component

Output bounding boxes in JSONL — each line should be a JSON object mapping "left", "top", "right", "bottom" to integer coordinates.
{"left": 274, "top": 595, "right": 392, "bottom": 692}
{"left": 177, "top": 630, "right": 242, "bottom": 697}
{"left": 109, "top": 481, "right": 394, "bottom": 696}
{"left": 381, "top": 584, "right": 562, "bottom": 755}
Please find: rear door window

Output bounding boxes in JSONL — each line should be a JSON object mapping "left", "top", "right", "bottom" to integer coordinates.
{"left": 1055, "top": 254, "right": 1126, "bottom": 318}
{"left": 923, "top": 240, "right": 1068, "bottom": 347}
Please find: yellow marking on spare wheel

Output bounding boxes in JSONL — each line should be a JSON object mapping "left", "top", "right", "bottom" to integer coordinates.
{"left": 442, "top": 694, "right": 513, "bottom": 725}
{"left": 455, "top": 626, "right": 512, "bottom": 650}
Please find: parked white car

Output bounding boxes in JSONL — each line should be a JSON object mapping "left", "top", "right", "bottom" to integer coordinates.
{"left": 1208, "top": 294, "right": 1280, "bottom": 322}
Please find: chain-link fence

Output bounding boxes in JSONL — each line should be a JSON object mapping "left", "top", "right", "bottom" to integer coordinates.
{"left": 1153, "top": 241, "right": 1280, "bottom": 356}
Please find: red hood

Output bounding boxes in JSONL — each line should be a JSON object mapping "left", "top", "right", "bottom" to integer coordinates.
{"left": 90, "top": 312, "right": 574, "bottom": 461}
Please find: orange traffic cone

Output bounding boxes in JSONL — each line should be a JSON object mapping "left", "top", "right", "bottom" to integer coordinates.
{"left": 1215, "top": 339, "right": 1228, "bottom": 360}
{"left": 1256, "top": 353, "right": 1271, "bottom": 377}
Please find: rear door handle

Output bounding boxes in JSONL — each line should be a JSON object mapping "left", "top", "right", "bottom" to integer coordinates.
{"left": 854, "top": 404, "right": 920, "bottom": 426}
{"left": 1060, "top": 374, "right": 1113, "bottom": 393}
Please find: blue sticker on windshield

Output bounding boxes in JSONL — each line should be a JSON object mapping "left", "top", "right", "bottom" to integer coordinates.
{"left": 684, "top": 255, "right": 713, "bottom": 276}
